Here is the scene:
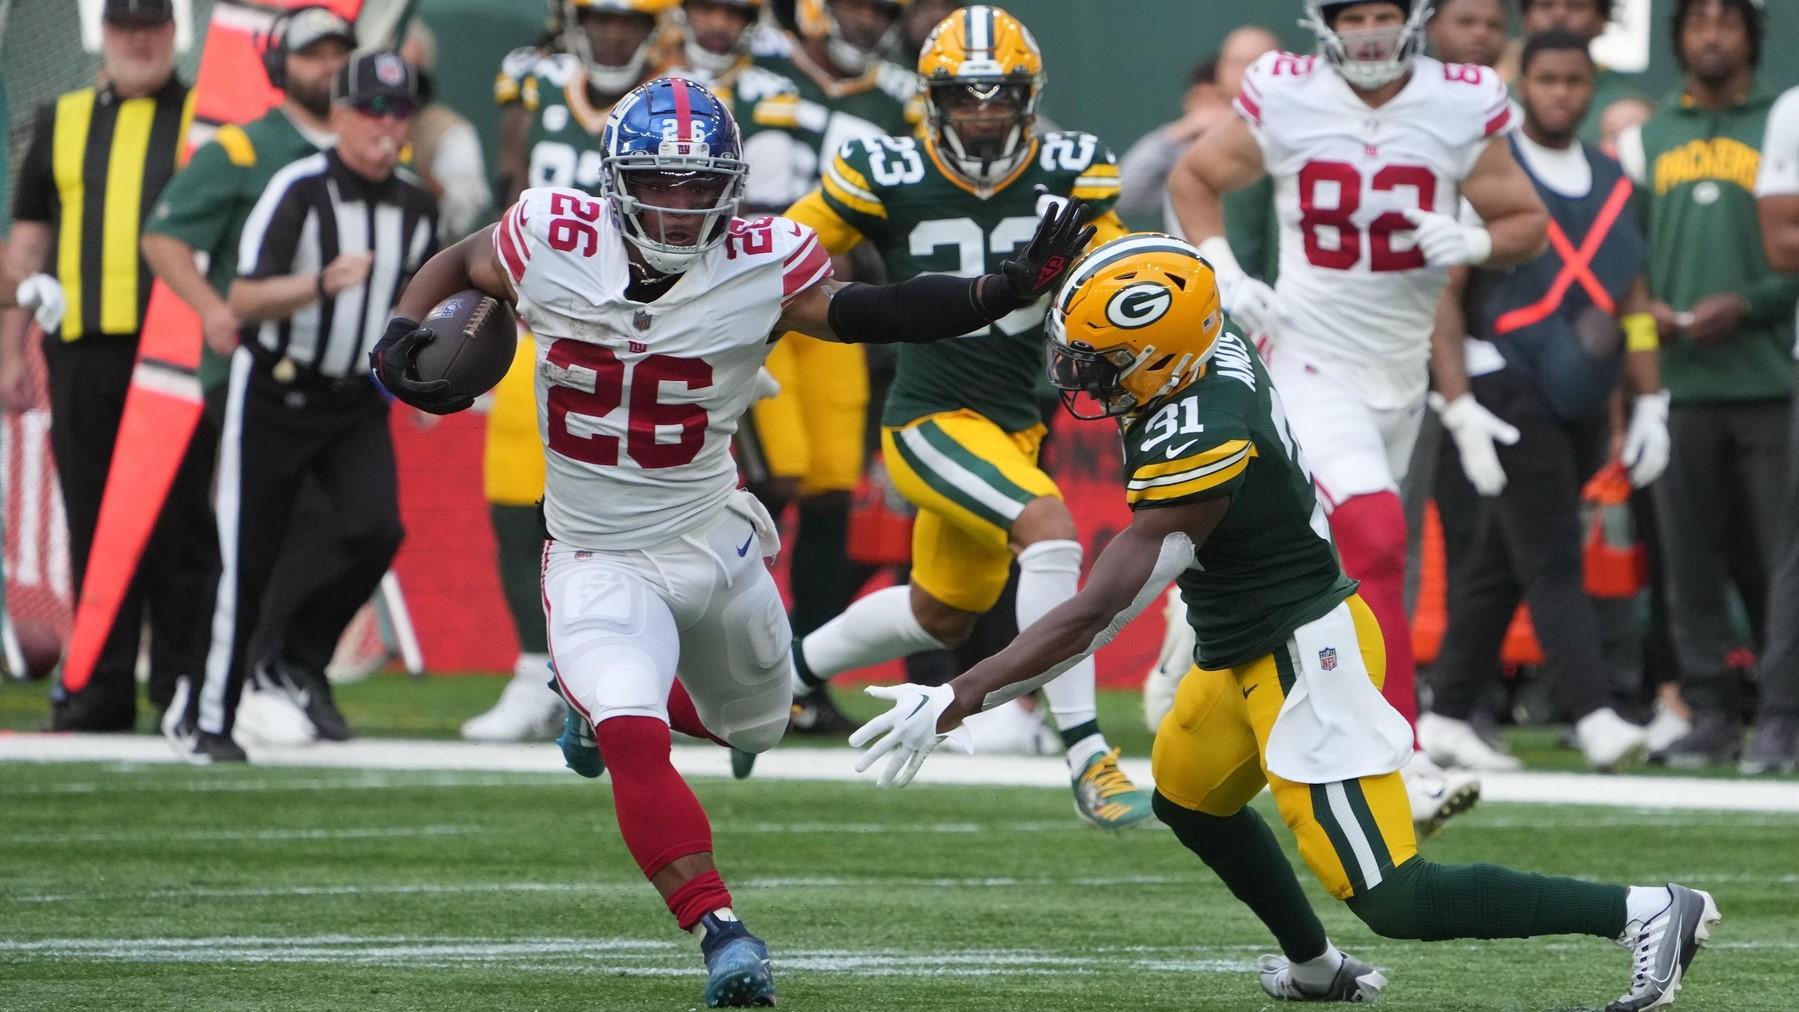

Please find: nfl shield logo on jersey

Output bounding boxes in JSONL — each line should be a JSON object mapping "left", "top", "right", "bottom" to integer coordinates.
{"left": 1319, "top": 647, "right": 1338, "bottom": 672}
{"left": 633, "top": 309, "right": 653, "bottom": 332}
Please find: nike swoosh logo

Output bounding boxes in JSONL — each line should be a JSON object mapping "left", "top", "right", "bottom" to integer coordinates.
{"left": 1241, "top": 684, "right": 1257, "bottom": 698}
{"left": 736, "top": 531, "right": 755, "bottom": 557}
{"left": 1166, "top": 440, "right": 1199, "bottom": 458}
{"left": 904, "top": 697, "right": 928, "bottom": 720}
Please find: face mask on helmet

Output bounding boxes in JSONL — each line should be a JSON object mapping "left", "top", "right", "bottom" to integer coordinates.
{"left": 1045, "top": 328, "right": 1161, "bottom": 420}
{"left": 927, "top": 79, "right": 1036, "bottom": 184}
{"left": 566, "top": 6, "right": 660, "bottom": 94}
{"left": 810, "top": 0, "right": 903, "bottom": 76}
{"left": 1302, "top": 0, "right": 1432, "bottom": 90}
{"left": 607, "top": 164, "right": 746, "bottom": 274}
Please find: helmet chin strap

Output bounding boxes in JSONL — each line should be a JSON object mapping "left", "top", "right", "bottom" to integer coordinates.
{"left": 823, "top": 10, "right": 894, "bottom": 76}
{"left": 682, "top": 37, "right": 738, "bottom": 78}
{"left": 942, "top": 123, "right": 1028, "bottom": 186}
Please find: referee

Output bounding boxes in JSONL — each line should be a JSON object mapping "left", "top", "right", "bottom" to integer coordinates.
{"left": 174, "top": 51, "right": 437, "bottom": 762}
{"left": 0, "top": 0, "right": 219, "bottom": 732}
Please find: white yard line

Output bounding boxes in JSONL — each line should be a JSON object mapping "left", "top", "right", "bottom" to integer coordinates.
{"left": 3, "top": 733, "right": 1799, "bottom": 813}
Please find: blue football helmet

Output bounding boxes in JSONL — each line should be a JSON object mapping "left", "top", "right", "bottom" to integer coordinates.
{"left": 599, "top": 77, "right": 748, "bottom": 275}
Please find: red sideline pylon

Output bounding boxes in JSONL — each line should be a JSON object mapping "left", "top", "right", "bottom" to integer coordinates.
{"left": 60, "top": 0, "right": 369, "bottom": 693}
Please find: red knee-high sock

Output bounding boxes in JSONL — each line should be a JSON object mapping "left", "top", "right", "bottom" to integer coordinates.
{"left": 666, "top": 681, "right": 728, "bottom": 747}
{"left": 1329, "top": 492, "right": 1418, "bottom": 737}
{"left": 595, "top": 716, "right": 733, "bottom": 929}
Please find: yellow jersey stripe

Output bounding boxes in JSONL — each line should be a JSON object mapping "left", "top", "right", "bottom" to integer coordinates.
{"left": 830, "top": 155, "right": 878, "bottom": 199}
{"left": 752, "top": 94, "right": 800, "bottom": 129}
{"left": 99, "top": 97, "right": 156, "bottom": 335}
{"left": 1130, "top": 439, "right": 1252, "bottom": 481}
{"left": 822, "top": 169, "right": 885, "bottom": 220}
{"left": 216, "top": 124, "right": 256, "bottom": 167}
{"left": 52, "top": 90, "right": 95, "bottom": 341}
{"left": 1128, "top": 451, "right": 1251, "bottom": 504}
{"left": 782, "top": 189, "right": 869, "bottom": 255}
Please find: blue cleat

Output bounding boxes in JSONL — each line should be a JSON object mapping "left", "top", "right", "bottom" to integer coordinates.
{"left": 699, "top": 913, "right": 776, "bottom": 1007}
{"left": 556, "top": 704, "right": 604, "bottom": 779}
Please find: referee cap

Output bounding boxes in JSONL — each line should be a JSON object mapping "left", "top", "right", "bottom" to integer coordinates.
{"left": 333, "top": 50, "right": 422, "bottom": 106}
{"left": 102, "top": 0, "right": 174, "bottom": 25}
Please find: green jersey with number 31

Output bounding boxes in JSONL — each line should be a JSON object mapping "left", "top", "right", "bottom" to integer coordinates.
{"left": 815, "top": 131, "right": 1123, "bottom": 431}
{"left": 1120, "top": 331, "right": 1356, "bottom": 669}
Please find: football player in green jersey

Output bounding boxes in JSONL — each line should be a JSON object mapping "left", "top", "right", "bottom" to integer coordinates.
{"left": 851, "top": 234, "right": 1723, "bottom": 1010}
{"left": 783, "top": 6, "right": 1156, "bottom": 829}
{"left": 495, "top": 0, "right": 675, "bottom": 205}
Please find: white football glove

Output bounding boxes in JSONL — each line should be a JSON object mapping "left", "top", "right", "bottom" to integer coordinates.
{"left": 1400, "top": 208, "right": 1494, "bottom": 268}
{"left": 1432, "top": 391, "right": 1520, "bottom": 497}
{"left": 1622, "top": 390, "right": 1671, "bottom": 488}
{"left": 15, "top": 274, "right": 66, "bottom": 333}
{"left": 1219, "top": 274, "right": 1282, "bottom": 343}
{"left": 848, "top": 683, "right": 974, "bottom": 788}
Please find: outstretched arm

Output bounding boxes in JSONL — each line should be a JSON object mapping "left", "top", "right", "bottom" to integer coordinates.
{"left": 850, "top": 497, "right": 1227, "bottom": 787}
{"left": 775, "top": 196, "right": 1095, "bottom": 343}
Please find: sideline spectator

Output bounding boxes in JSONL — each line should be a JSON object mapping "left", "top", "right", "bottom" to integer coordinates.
{"left": 1744, "top": 83, "right": 1799, "bottom": 774}
{"left": 1115, "top": 26, "right": 1279, "bottom": 227}
{"left": 1515, "top": 0, "right": 1645, "bottom": 143}
{"left": 1, "top": 0, "right": 218, "bottom": 732}
{"left": 1597, "top": 94, "right": 1654, "bottom": 158}
{"left": 1430, "top": 0, "right": 1510, "bottom": 70}
{"left": 1617, "top": 0, "right": 1797, "bottom": 767}
{"left": 1423, "top": 30, "right": 1662, "bottom": 772}
{"left": 400, "top": 20, "right": 492, "bottom": 240}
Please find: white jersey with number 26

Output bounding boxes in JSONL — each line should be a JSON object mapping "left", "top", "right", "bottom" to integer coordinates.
{"left": 1235, "top": 52, "right": 1512, "bottom": 409}
{"left": 492, "top": 186, "right": 834, "bottom": 549}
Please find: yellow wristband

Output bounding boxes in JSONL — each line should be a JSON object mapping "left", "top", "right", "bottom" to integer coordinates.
{"left": 1623, "top": 312, "right": 1659, "bottom": 353}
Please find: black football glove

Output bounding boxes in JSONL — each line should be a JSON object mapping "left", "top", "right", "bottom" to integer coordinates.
{"left": 369, "top": 316, "right": 475, "bottom": 415}
{"left": 983, "top": 193, "right": 1096, "bottom": 315}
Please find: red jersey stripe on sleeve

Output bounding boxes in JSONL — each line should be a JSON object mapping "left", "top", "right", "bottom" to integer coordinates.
{"left": 783, "top": 230, "right": 820, "bottom": 267}
{"left": 1234, "top": 92, "right": 1262, "bottom": 126}
{"left": 781, "top": 240, "right": 833, "bottom": 305}
{"left": 496, "top": 204, "right": 528, "bottom": 283}
{"left": 1484, "top": 104, "right": 1513, "bottom": 137}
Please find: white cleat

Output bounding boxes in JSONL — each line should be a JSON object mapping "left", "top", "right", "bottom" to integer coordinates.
{"left": 1644, "top": 702, "right": 1693, "bottom": 756}
{"left": 1258, "top": 951, "right": 1387, "bottom": 1002}
{"left": 1417, "top": 711, "right": 1523, "bottom": 772}
{"left": 1143, "top": 586, "right": 1194, "bottom": 732}
{"left": 234, "top": 685, "right": 318, "bottom": 747}
{"left": 1607, "top": 884, "right": 1720, "bottom": 1011}
{"left": 961, "top": 699, "right": 1058, "bottom": 756}
{"left": 462, "top": 659, "right": 565, "bottom": 742}
{"left": 1577, "top": 707, "right": 1651, "bottom": 771}
{"left": 1402, "top": 750, "right": 1480, "bottom": 838}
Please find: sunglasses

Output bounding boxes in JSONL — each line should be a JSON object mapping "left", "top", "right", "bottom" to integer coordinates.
{"left": 351, "top": 96, "right": 416, "bottom": 121}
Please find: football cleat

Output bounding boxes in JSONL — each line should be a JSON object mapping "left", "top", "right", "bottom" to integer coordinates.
{"left": 258, "top": 657, "right": 352, "bottom": 742}
{"left": 188, "top": 730, "right": 249, "bottom": 765}
{"left": 233, "top": 682, "right": 318, "bottom": 748}
{"left": 788, "top": 685, "right": 857, "bottom": 736}
{"left": 698, "top": 913, "right": 776, "bottom": 1007}
{"left": 1417, "top": 711, "right": 1522, "bottom": 772}
{"left": 557, "top": 705, "right": 606, "bottom": 779}
{"left": 462, "top": 664, "right": 565, "bottom": 742}
{"left": 1071, "top": 749, "right": 1156, "bottom": 830}
{"left": 730, "top": 748, "right": 757, "bottom": 780}
{"left": 1575, "top": 707, "right": 1650, "bottom": 772}
{"left": 1607, "top": 884, "right": 1720, "bottom": 1011}
{"left": 1402, "top": 751, "right": 1480, "bottom": 839}
{"left": 1258, "top": 951, "right": 1387, "bottom": 1002}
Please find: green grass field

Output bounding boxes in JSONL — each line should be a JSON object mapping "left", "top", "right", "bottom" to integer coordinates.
{"left": 2, "top": 676, "right": 1794, "bottom": 1011}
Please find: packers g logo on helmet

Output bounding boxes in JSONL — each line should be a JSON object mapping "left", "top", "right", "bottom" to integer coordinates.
{"left": 917, "top": 5, "right": 1045, "bottom": 187}
{"left": 1105, "top": 283, "right": 1175, "bottom": 329}
{"left": 1046, "top": 234, "right": 1224, "bottom": 420}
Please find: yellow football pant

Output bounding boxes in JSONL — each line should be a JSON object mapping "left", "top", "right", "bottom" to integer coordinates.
{"left": 750, "top": 333, "right": 867, "bottom": 495}
{"left": 881, "top": 409, "right": 1060, "bottom": 614}
{"left": 1151, "top": 595, "right": 1418, "bottom": 900}
{"left": 484, "top": 333, "right": 546, "bottom": 506}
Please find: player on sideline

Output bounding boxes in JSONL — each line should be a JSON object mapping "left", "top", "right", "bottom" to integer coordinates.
{"left": 372, "top": 77, "right": 1093, "bottom": 1008}
{"left": 852, "top": 234, "right": 1720, "bottom": 1011}
{"left": 1167, "top": 0, "right": 1551, "bottom": 834}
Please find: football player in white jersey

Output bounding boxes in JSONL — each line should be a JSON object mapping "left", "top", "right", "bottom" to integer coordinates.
{"left": 1168, "top": 0, "right": 1549, "bottom": 835}
{"left": 372, "top": 77, "right": 1092, "bottom": 1008}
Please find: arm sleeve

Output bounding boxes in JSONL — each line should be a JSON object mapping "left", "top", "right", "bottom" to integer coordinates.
{"left": 826, "top": 274, "right": 995, "bottom": 344}
{"left": 1757, "top": 88, "right": 1799, "bottom": 197}
{"left": 12, "top": 104, "right": 57, "bottom": 225}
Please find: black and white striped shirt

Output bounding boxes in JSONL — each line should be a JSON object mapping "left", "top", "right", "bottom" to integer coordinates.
{"left": 237, "top": 149, "right": 437, "bottom": 379}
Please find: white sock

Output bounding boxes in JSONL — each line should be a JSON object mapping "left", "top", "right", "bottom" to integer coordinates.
{"left": 1017, "top": 540, "right": 1104, "bottom": 758}
{"left": 1623, "top": 885, "right": 1673, "bottom": 931}
{"left": 513, "top": 652, "right": 551, "bottom": 682}
{"left": 797, "top": 586, "right": 946, "bottom": 681}
{"left": 1288, "top": 942, "right": 1345, "bottom": 990}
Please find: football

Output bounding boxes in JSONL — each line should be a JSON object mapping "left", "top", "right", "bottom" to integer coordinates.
{"left": 411, "top": 289, "right": 519, "bottom": 398}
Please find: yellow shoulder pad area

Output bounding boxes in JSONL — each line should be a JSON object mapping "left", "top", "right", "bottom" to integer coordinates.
{"left": 820, "top": 151, "right": 885, "bottom": 220}
{"left": 1127, "top": 439, "right": 1256, "bottom": 505}
{"left": 1070, "top": 160, "right": 1121, "bottom": 201}
{"left": 752, "top": 93, "right": 800, "bottom": 129}
{"left": 783, "top": 190, "right": 867, "bottom": 255}
{"left": 215, "top": 124, "right": 256, "bottom": 167}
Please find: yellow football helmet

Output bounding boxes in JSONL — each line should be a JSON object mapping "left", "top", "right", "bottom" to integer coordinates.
{"left": 797, "top": 0, "right": 909, "bottom": 75}
{"left": 1047, "top": 234, "right": 1225, "bottom": 420}
{"left": 563, "top": 0, "right": 678, "bottom": 93}
{"left": 917, "top": 5, "right": 1044, "bottom": 186}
